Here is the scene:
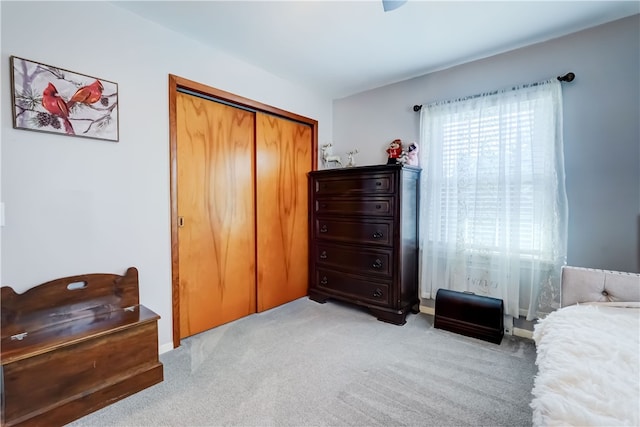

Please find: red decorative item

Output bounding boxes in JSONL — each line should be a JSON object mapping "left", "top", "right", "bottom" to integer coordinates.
{"left": 41, "top": 83, "right": 75, "bottom": 135}
{"left": 386, "top": 139, "right": 403, "bottom": 164}
{"left": 67, "top": 80, "right": 104, "bottom": 110}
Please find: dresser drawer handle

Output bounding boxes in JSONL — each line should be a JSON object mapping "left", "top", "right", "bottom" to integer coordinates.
{"left": 372, "top": 259, "right": 382, "bottom": 269}
{"left": 373, "top": 288, "right": 383, "bottom": 298}
{"left": 376, "top": 182, "right": 382, "bottom": 186}
{"left": 320, "top": 276, "right": 328, "bottom": 285}
{"left": 372, "top": 231, "right": 383, "bottom": 239}
{"left": 320, "top": 225, "right": 328, "bottom": 233}
{"left": 320, "top": 251, "right": 327, "bottom": 259}
{"left": 375, "top": 204, "right": 382, "bottom": 209}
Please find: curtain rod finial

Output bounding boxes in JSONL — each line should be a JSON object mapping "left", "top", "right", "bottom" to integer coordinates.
{"left": 558, "top": 72, "right": 575, "bottom": 82}
{"left": 413, "top": 105, "right": 422, "bottom": 112}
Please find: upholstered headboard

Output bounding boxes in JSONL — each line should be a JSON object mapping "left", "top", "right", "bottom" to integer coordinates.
{"left": 560, "top": 266, "right": 640, "bottom": 307}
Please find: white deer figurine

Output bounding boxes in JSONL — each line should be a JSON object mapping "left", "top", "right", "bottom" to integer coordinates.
{"left": 321, "top": 143, "right": 343, "bottom": 167}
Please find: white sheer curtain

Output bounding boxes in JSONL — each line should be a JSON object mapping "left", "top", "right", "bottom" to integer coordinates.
{"left": 418, "top": 79, "right": 568, "bottom": 321}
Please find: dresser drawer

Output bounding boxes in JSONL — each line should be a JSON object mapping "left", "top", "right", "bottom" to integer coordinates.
{"left": 314, "top": 197, "right": 394, "bottom": 217}
{"left": 314, "top": 218, "right": 393, "bottom": 246}
{"left": 314, "top": 268, "right": 391, "bottom": 306}
{"left": 313, "top": 172, "right": 395, "bottom": 195}
{"left": 314, "top": 243, "right": 393, "bottom": 277}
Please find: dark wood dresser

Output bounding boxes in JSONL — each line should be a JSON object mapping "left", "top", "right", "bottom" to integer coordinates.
{"left": 308, "top": 164, "right": 420, "bottom": 325}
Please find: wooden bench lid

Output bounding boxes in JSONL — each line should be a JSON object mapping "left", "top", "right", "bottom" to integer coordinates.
{"left": 0, "top": 267, "right": 159, "bottom": 364}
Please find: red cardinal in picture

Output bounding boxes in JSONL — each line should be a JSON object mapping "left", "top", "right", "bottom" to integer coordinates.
{"left": 42, "top": 82, "right": 75, "bottom": 135}
{"left": 67, "top": 79, "right": 104, "bottom": 109}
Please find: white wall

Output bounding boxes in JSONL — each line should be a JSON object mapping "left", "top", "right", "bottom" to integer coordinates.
{"left": 1, "top": 1, "right": 333, "bottom": 352}
{"left": 333, "top": 14, "right": 640, "bottom": 274}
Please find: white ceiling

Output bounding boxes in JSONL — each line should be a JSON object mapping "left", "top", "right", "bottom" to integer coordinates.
{"left": 112, "top": 0, "right": 639, "bottom": 99}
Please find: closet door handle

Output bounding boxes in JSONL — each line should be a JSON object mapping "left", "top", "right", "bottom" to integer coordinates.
{"left": 372, "top": 231, "right": 383, "bottom": 239}
{"left": 372, "top": 259, "right": 382, "bottom": 269}
{"left": 320, "top": 276, "right": 328, "bottom": 285}
{"left": 319, "top": 224, "right": 328, "bottom": 233}
{"left": 319, "top": 251, "right": 327, "bottom": 259}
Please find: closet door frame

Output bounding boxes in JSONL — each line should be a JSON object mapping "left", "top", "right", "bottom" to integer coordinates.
{"left": 168, "top": 74, "right": 318, "bottom": 349}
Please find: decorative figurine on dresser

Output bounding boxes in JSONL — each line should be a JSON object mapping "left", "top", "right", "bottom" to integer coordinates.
{"left": 307, "top": 164, "right": 420, "bottom": 325}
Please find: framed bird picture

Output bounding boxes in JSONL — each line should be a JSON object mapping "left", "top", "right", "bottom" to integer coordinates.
{"left": 10, "top": 56, "right": 119, "bottom": 142}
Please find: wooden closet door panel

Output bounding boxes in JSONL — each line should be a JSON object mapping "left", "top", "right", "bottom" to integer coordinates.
{"left": 176, "top": 92, "right": 256, "bottom": 338}
{"left": 255, "top": 113, "right": 311, "bottom": 312}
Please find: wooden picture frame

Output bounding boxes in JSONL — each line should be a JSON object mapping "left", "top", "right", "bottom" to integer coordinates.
{"left": 10, "top": 56, "right": 119, "bottom": 142}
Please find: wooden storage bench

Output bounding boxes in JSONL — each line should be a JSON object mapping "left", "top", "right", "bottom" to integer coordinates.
{"left": 1, "top": 267, "right": 163, "bottom": 427}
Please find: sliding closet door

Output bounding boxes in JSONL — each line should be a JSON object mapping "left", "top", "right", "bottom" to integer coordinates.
{"left": 255, "top": 112, "right": 311, "bottom": 312}
{"left": 176, "top": 92, "right": 256, "bottom": 338}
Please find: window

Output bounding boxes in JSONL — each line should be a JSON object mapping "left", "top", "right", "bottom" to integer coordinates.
{"left": 436, "top": 106, "right": 550, "bottom": 258}
{"left": 419, "top": 80, "right": 567, "bottom": 320}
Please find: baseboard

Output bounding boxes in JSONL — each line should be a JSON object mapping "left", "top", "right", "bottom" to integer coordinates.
{"left": 513, "top": 327, "right": 533, "bottom": 340}
{"left": 419, "top": 305, "right": 435, "bottom": 315}
{"left": 159, "top": 342, "right": 174, "bottom": 354}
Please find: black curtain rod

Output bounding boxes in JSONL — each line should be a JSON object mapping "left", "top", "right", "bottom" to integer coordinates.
{"left": 413, "top": 72, "right": 575, "bottom": 112}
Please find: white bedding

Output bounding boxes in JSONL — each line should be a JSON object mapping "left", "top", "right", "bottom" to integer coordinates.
{"left": 531, "top": 303, "right": 640, "bottom": 427}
